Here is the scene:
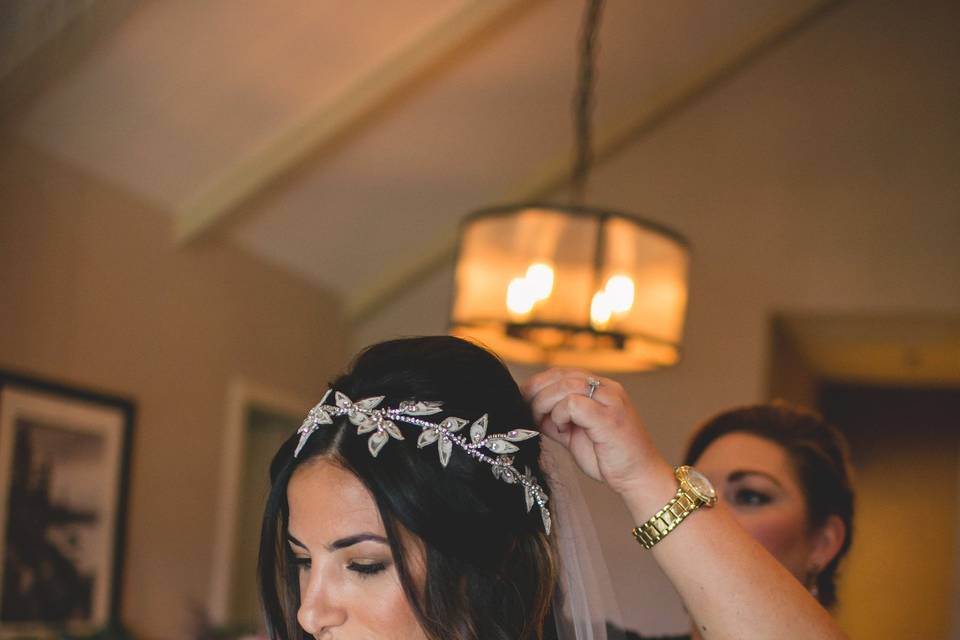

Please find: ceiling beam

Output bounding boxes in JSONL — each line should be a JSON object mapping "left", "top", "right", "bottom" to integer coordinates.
{"left": 0, "top": 0, "right": 138, "bottom": 125}
{"left": 173, "top": 0, "right": 537, "bottom": 247}
{"left": 344, "top": 0, "right": 845, "bottom": 324}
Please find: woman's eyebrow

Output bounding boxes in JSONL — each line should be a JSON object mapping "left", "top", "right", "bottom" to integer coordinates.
{"left": 285, "top": 532, "right": 389, "bottom": 551}
{"left": 287, "top": 533, "right": 308, "bottom": 550}
{"left": 727, "top": 469, "right": 784, "bottom": 488}
{"left": 327, "top": 533, "right": 389, "bottom": 551}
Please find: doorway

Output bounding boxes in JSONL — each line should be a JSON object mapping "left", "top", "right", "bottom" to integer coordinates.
{"left": 208, "top": 380, "right": 309, "bottom": 633}
{"left": 769, "top": 314, "right": 960, "bottom": 639}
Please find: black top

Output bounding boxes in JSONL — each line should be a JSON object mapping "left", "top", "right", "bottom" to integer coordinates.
{"left": 606, "top": 622, "right": 690, "bottom": 640}
{"left": 543, "top": 616, "right": 689, "bottom": 639}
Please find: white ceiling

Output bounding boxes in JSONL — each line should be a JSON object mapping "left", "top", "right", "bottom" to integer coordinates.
{"left": 10, "top": 0, "right": 820, "bottom": 308}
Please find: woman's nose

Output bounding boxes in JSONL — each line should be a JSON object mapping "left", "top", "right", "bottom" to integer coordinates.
{"left": 297, "top": 577, "right": 347, "bottom": 636}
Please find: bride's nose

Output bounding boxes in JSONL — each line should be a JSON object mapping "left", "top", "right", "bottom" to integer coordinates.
{"left": 297, "top": 574, "right": 347, "bottom": 636}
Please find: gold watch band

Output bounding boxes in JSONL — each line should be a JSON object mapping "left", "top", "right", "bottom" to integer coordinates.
{"left": 631, "top": 487, "right": 700, "bottom": 549}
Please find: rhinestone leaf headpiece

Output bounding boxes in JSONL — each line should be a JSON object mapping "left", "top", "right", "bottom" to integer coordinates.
{"left": 294, "top": 389, "right": 552, "bottom": 534}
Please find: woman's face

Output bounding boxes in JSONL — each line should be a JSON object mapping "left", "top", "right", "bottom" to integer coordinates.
{"left": 693, "top": 432, "right": 817, "bottom": 581}
{"left": 287, "top": 459, "right": 428, "bottom": 640}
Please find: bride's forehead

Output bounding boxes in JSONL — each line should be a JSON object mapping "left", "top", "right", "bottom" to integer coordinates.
{"left": 288, "top": 461, "right": 384, "bottom": 530}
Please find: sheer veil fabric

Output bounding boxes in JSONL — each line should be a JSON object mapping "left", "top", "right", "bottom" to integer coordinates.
{"left": 542, "top": 438, "right": 624, "bottom": 640}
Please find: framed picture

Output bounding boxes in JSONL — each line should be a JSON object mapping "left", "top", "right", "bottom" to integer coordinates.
{"left": 0, "top": 371, "right": 134, "bottom": 636}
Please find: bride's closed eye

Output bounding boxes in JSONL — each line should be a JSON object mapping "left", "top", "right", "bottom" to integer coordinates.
{"left": 290, "top": 554, "right": 389, "bottom": 578}
{"left": 347, "top": 560, "right": 388, "bottom": 578}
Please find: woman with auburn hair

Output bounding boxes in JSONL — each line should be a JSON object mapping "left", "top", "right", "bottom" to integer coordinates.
{"left": 683, "top": 403, "right": 854, "bottom": 611}
{"left": 258, "top": 336, "right": 847, "bottom": 639}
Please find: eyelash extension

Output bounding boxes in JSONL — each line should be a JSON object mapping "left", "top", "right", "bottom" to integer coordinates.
{"left": 347, "top": 561, "right": 387, "bottom": 577}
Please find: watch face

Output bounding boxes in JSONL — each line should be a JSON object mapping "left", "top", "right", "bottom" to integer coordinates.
{"left": 685, "top": 468, "right": 717, "bottom": 501}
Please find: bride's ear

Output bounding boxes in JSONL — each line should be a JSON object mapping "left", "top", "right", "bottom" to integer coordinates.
{"left": 808, "top": 514, "right": 846, "bottom": 570}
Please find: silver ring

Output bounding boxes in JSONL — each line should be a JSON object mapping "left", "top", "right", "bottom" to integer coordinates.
{"left": 586, "top": 377, "right": 600, "bottom": 400}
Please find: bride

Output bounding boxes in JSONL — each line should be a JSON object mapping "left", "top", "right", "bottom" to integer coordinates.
{"left": 257, "top": 336, "right": 846, "bottom": 639}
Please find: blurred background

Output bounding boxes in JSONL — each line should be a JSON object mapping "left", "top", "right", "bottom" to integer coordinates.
{"left": 0, "top": 0, "right": 957, "bottom": 638}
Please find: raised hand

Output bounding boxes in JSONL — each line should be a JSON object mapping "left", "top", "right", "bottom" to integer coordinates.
{"left": 521, "top": 367, "right": 672, "bottom": 499}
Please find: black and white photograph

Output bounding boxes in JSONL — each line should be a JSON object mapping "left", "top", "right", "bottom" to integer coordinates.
{"left": 0, "top": 375, "right": 133, "bottom": 635}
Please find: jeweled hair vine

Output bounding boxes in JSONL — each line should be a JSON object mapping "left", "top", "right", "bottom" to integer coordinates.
{"left": 295, "top": 388, "right": 553, "bottom": 534}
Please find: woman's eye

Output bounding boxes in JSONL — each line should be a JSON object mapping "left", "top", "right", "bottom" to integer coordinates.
{"left": 347, "top": 561, "right": 387, "bottom": 578}
{"left": 733, "top": 488, "right": 771, "bottom": 506}
{"left": 293, "top": 556, "right": 311, "bottom": 571}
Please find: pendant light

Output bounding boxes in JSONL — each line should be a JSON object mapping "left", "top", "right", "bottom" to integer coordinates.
{"left": 450, "top": 0, "right": 690, "bottom": 372}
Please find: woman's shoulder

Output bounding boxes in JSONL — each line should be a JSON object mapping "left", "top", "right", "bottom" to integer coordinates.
{"left": 606, "top": 621, "right": 690, "bottom": 640}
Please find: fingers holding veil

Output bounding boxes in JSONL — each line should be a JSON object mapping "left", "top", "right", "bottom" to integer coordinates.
{"left": 524, "top": 369, "right": 625, "bottom": 431}
{"left": 521, "top": 368, "right": 661, "bottom": 493}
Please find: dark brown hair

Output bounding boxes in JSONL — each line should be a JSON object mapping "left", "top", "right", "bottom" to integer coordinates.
{"left": 258, "top": 336, "right": 559, "bottom": 639}
{"left": 683, "top": 401, "right": 854, "bottom": 608}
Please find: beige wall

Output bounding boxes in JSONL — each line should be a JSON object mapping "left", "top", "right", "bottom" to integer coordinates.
{"left": 355, "top": 0, "right": 960, "bottom": 635}
{"left": 0, "top": 138, "right": 347, "bottom": 639}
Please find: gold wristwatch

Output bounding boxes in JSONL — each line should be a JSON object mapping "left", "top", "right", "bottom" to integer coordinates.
{"left": 632, "top": 465, "right": 717, "bottom": 549}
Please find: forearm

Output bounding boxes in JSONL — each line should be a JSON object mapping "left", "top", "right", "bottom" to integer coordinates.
{"left": 620, "top": 467, "right": 847, "bottom": 640}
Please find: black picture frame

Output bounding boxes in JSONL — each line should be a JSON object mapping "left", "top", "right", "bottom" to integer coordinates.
{"left": 0, "top": 370, "right": 134, "bottom": 636}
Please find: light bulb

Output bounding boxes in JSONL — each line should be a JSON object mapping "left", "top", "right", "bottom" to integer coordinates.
{"left": 605, "top": 275, "right": 635, "bottom": 313}
{"left": 525, "top": 262, "right": 554, "bottom": 301}
{"left": 506, "top": 277, "right": 536, "bottom": 316}
{"left": 590, "top": 290, "right": 612, "bottom": 328}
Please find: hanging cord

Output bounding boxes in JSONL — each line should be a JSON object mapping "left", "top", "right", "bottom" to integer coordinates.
{"left": 571, "top": 0, "right": 605, "bottom": 204}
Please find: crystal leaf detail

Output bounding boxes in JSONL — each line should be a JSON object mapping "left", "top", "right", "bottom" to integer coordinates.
{"left": 492, "top": 455, "right": 512, "bottom": 470}
{"left": 356, "top": 421, "right": 377, "bottom": 435}
{"left": 470, "top": 415, "right": 488, "bottom": 444}
{"left": 440, "top": 416, "right": 468, "bottom": 432}
{"left": 438, "top": 437, "right": 453, "bottom": 467}
{"left": 368, "top": 431, "right": 389, "bottom": 457}
{"left": 492, "top": 455, "right": 515, "bottom": 482}
{"left": 294, "top": 427, "right": 314, "bottom": 457}
{"left": 523, "top": 466, "right": 536, "bottom": 510}
{"left": 541, "top": 506, "right": 552, "bottom": 535}
{"left": 335, "top": 391, "right": 353, "bottom": 408}
{"left": 298, "top": 417, "right": 314, "bottom": 434}
{"left": 417, "top": 428, "right": 439, "bottom": 448}
{"left": 356, "top": 396, "right": 385, "bottom": 410}
{"left": 307, "top": 398, "right": 334, "bottom": 422}
{"left": 485, "top": 438, "right": 519, "bottom": 454}
{"left": 504, "top": 429, "right": 538, "bottom": 442}
{"left": 398, "top": 400, "right": 444, "bottom": 416}
{"left": 349, "top": 411, "right": 373, "bottom": 428}
{"left": 311, "top": 409, "right": 333, "bottom": 424}
{"left": 382, "top": 420, "right": 404, "bottom": 440}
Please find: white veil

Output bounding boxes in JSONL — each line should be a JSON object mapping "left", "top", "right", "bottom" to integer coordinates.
{"left": 540, "top": 438, "right": 624, "bottom": 640}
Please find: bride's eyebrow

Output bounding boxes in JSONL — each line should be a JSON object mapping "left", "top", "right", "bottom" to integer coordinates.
{"left": 287, "top": 533, "right": 308, "bottom": 550}
{"left": 286, "top": 532, "right": 388, "bottom": 552}
{"left": 327, "top": 533, "right": 389, "bottom": 551}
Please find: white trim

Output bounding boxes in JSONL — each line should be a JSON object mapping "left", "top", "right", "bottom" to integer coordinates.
{"left": 173, "top": 0, "right": 531, "bottom": 246}
{"left": 208, "top": 379, "right": 311, "bottom": 625}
